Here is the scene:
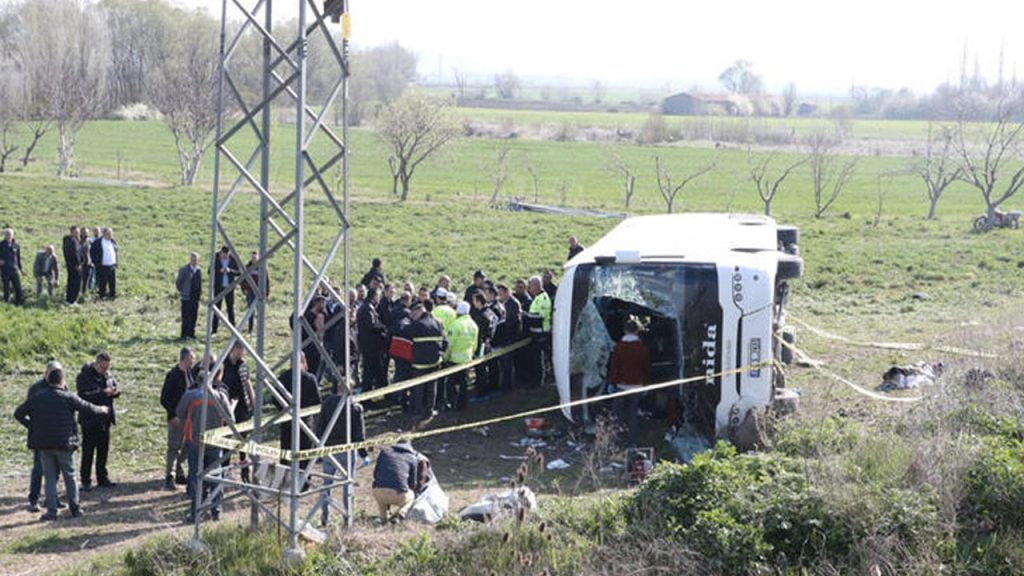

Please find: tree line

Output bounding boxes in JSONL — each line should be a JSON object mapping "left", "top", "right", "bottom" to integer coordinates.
{"left": 0, "top": 0, "right": 419, "bottom": 183}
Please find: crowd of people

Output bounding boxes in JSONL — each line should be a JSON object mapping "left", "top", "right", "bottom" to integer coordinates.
{"left": 0, "top": 226, "right": 120, "bottom": 306}
{"left": 10, "top": 235, "right": 613, "bottom": 525}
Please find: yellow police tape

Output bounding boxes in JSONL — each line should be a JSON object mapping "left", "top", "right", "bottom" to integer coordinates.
{"left": 204, "top": 337, "right": 534, "bottom": 439}
{"left": 203, "top": 355, "right": 772, "bottom": 462}
{"left": 790, "top": 316, "right": 997, "bottom": 359}
{"left": 775, "top": 331, "right": 921, "bottom": 404}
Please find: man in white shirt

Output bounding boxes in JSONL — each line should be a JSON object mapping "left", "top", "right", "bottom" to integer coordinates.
{"left": 90, "top": 228, "right": 119, "bottom": 299}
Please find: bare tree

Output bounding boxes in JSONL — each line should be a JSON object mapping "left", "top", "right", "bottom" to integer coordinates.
{"left": 607, "top": 147, "right": 638, "bottom": 208}
{"left": 591, "top": 81, "right": 606, "bottom": 104}
{"left": 100, "top": 0, "right": 174, "bottom": 110}
{"left": 953, "top": 95, "right": 1024, "bottom": 228}
{"left": 148, "top": 8, "right": 219, "bottom": 186}
{"left": 782, "top": 82, "right": 798, "bottom": 117}
{"left": 748, "top": 150, "right": 807, "bottom": 216}
{"left": 526, "top": 164, "right": 540, "bottom": 202}
{"left": 486, "top": 146, "right": 511, "bottom": 207}
{"left": 493, "top": 70, "right": 521, "bottom": 100}
{"left": 807, "top": 131, "right": 857, "bottom": 218}
{"left": 0, "top": 57, "right": 20, "bottom": 173}
{"left": 376, "top": 91, "right": 462, "bottom": 201}
{"left": 912, "top": 122, "right": 962, "bottom": 219}
{"left": 655, "top": 156, "right": 716, "bottom": 214}
{"left": 453, "top": 68, "right": 467, "bottom": 100}
{"left": 20, "top": 120, "right": 51, "bottom": 168}
{"left": 16, "top": 0, "right": 110, "bottom": 177}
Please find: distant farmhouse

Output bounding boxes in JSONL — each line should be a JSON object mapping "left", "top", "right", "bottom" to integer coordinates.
{"left": 661, "top": 91, "right": 816, "bottom": 117}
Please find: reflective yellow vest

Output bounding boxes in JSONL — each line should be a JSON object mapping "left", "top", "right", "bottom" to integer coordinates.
{"left": 528, "top": 292, "right": 552, "bottom": 332}
{"left": 445, "top": 315, "right": 479, "bottom": 364}
{"left": 433, "top": 304, "right": 456, "bottom": 331}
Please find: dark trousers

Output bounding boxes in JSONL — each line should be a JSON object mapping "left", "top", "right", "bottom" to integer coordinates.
{"left": 29, "top": 450, "right": 43, "bottom": 504}
{"left": 40, "top": 449, "right": 79, "bottom": 516}
{"left": 445, "top": 364, "right": 470, "bottom": 410}
{"left": 245, "top": 291, "right": 257, "bottom": 332}
{"left": 212, "top": 289, "right": 234, "bottom": 332}
{"left": 497, "top": 351, "right": 516, "bottom": 390}
{"left": 522, "top": 335, "right": 545, "bottom": 388}
{"left": 82, "top": 264, "right": 93, "bottom": 293}
{"left": 410, "top": 367, "right": 437, "bottom": 416}
{"left": 186, "top": 443, "right": 223, "bottom": 517}
{"left": 360, "top": 346, "right": 386, "bottom": 391}
{"left": 66, "top": 267, "right": 81, "bottom": 304}
{"left": 616, "top": 393, "right": 643, "bottom": 446}
{"left": 97, "top": 265, "right": 116, "bottom": 299}
{"left": 80, "top": 425, "right": 111, "bottom": 484}
{"left": 181, "top": 298, "right": 199, "bottom": 339}
{"left": 1, "top": 269, "right": 23, "bottom": 304}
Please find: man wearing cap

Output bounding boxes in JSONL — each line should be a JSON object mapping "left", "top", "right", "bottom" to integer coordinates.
{"left": 431, "top": 288, "right": 456, "bottom": 332}
{"left": 405, "top": 301, "right": 445, "bottom": 418}
{"left": 15, "top": 366, "right": 110, "bottom": 520}
{"left": 445, "top": 301, "right": 479, "bottom": 411}
{"left": 464, "top": 269, "right": 488, "bottom": 303}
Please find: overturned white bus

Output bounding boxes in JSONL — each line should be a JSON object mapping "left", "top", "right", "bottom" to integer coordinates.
{"left": 553, "top": 213, "right": 802, "bottom": 439}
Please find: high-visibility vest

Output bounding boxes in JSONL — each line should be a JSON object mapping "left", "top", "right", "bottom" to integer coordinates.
{"left": 445, "top": 315, "right": 479, "bottom": 364}
{"left": 433, "top": 305, "right": 456, "bottom": 331}
{"left": 527, "top": 291, "right": 552, "bottom": 333}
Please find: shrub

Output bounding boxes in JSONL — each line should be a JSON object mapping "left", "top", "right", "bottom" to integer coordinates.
{"left": 964, "top": 435, "right": 1024, "bottom": 530}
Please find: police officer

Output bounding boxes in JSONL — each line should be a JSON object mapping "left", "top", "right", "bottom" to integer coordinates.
{"left": 523, "top": 276, "right": 552, "bottom": 388}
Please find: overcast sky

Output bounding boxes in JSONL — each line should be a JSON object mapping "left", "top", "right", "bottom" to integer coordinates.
{"left": 176, "top": 0, "right": 1022, "bottom": 96}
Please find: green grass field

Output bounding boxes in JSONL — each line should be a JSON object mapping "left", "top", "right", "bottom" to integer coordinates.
{"left": 2, "top": 115, "right": 1021, "bottom": 474}
{"left": 2, "top": 112, "right": 1024, "bottom": 573}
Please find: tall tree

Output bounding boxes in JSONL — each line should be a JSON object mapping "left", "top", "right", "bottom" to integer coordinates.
{"left": 718, "top": 59, "right": 763, "bottom": 94}
{"left": 147, "top": 7, "right": 219, "bottom": 186}
{"left": 346, "top": 43, "right": 417, "bottom": 126}
{"left": 101, "top": 0, "right": 174, "bottom": 110}
{"left": 953, "top": 95, "right": 1024, "bottom": 228}
{"left": 376, "top": 91, "right": 462, "bottom": 201}
{"left": 16, "top": 0, "right": 110, "bottom": 177}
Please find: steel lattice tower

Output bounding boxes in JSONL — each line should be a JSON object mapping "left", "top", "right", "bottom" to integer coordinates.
{"left": 192, "top": 0, "right": 353, "bottom": 561}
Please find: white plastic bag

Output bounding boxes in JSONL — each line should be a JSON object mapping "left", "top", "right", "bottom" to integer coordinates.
{"left": 407, "top": 480, "right": 449, "bottom": 524}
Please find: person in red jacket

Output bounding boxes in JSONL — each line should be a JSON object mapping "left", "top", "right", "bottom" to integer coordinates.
{"left": 608, "top": 318, "right": 651, "bottom": 446}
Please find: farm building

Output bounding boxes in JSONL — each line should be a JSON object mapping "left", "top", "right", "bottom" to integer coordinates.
{"left": 661, "top": 91, "right": 783, "bottom": 117}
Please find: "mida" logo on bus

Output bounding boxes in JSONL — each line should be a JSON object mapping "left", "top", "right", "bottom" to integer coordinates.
{"left": 702, "top": 324, "right": 718, "bottom": 384}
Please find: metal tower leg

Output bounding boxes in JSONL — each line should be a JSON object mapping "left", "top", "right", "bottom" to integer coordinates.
{"left": 194, "top": 0, "right": 352, "bottom": 560}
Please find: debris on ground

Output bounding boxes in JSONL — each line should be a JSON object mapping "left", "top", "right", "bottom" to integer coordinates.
{"left": 545, "top": 458, "right": 571, "bottom": 470}
{"left": 669, "top": 430, "right": 712, "bottom": 463}
{"left": 498, "top": 454, "right": 527, "bottom": 461}
{"left": 458, "top": 487, "right": 538, "bottom": 523}
{"left": 879, "top": 362, "right": 943, "bottom": 391}
{"left": 962, "top": 367, "right": 996, "bottom": 388}
{"left": 511, "top": 438, "right": 547, "bottom": 449}
{"left": 408, "top": 479, "right": 449, "bottom": 524}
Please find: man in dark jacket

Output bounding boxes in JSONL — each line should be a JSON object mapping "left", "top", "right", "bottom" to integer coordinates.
{"left": 160, "top": 347, "right": 194, "bottom": 490}
{"left": 210, "top": 246, "right": 240, "bottom": 333}
{"left": 221, "top": 342, "right": 253, "bottom": 481}
{"left": 175, "top": 253, "right": 202, "bottom": 340}
{"left": 372, "top": 441, "right": 427, "bottom": 522}
{"left": 567, "top": 236, "right": 585, "bottom": 261}
{"left": 176, "top": 367, "right": 234, "bottom": 522}
{"left": 470, "top": 291, "right": 498, "bottom": 397}
{"left": 357, "top": 288, "right": 388, "bottom": 392}
{"left": 15, "top": 367, "right": 110, "bottom": 520}
{"left": 275, "top": 353, "right": 322, "bottom": 477}
{"left": 405, "top": 301, "right": 445, "bottom": 418}
{"left": 388, "top": 292, "right": 414, "bottom": 410}
{"left": 317, "top": 387, "right": 368, "bottom": 526}
{"left": 0, "top": 228, "right": 24, "bottom": 305}
{"left": 76, "top": 352, "right": 120, "bottom": 490}
{"left": 25, "top": 361, "right": 63, "bottom": 512}
{"left": 62, "top": 226, "right": 81, "bottom": 305}
{"left": 494, "top": 283, "right": 523, "bottom": 390}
